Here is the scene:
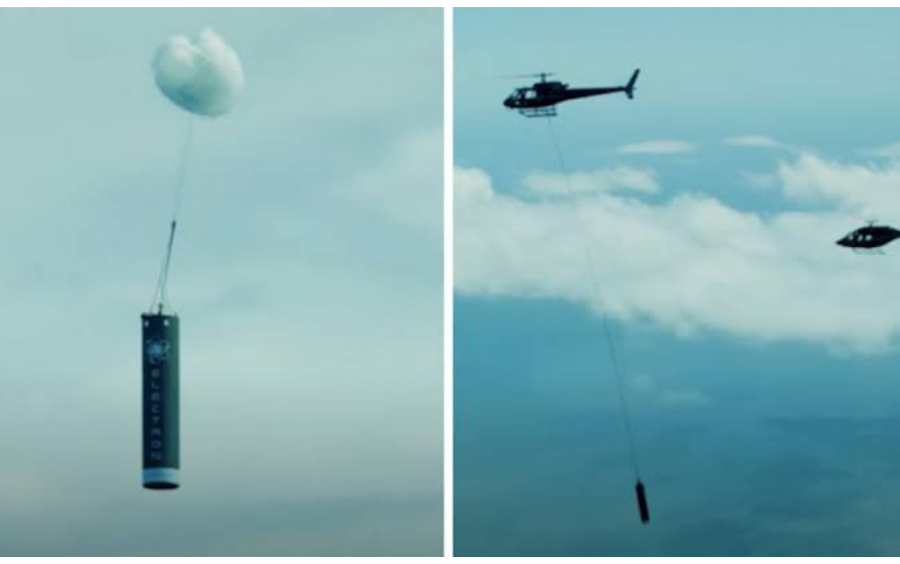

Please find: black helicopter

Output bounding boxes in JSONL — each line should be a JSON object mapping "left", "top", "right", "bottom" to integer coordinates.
{"left": 836, "top": 222, "right": 900, "bottom": 251}
{"left": 503, "top": 69, "right": 640, "bottom": 117}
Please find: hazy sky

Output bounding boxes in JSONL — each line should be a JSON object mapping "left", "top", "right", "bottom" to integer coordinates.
{"left": 455, "top": 8, "right": 900, "bottom": 556}
{"left": 0, "top": 8, "right": 442, "bottom": 556}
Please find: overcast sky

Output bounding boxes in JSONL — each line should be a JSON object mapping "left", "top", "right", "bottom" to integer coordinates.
{"left": 455, "top": 8, "right": 900, "bottom": 556}
{"left": 0, "top": 8, "right": 442, "bottom": 556}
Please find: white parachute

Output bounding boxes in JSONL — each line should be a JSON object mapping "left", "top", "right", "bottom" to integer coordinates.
{"left": 152, "top": 28, "right": 244, "bottom": 117}
{"left": 148, "top": 28, "right": 244, "bottom": 314}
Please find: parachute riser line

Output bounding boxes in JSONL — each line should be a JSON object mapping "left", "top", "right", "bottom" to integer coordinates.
{"left": 157, "top": 220, "right": 178, "bottom": 314}
{"left": 149, "top": 119, "right": 193, "bottom": 314}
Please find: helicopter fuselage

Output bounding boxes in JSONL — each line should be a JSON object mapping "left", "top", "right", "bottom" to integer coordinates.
{"left": 836, "top": 225, "right": 900, "bottom": 249}
{"left": 504, "top": 86, "right": 628, "bottom": 109}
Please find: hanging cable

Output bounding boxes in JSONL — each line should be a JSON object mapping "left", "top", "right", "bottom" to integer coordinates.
{"left": 545, "top": 116, "right": 649, "bottom": 523}
{"left": 584, "top": 250, "right": 641, "bottom": 480}
{"left": 149, "top": 120, "right": 193, "bottom": 314}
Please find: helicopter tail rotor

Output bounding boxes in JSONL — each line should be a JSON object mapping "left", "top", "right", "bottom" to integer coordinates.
{"left": 625, "top": 68, "right": 640, "bottom": 100}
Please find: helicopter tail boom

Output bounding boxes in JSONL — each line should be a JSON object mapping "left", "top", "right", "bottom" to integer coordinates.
{"left": 625, "top": 68, "right": 640, "bottom": 99}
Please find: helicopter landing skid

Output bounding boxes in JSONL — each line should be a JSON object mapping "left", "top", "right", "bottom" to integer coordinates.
{"left": 519, "top": 106, "right": 557, "bottom": 118}
{"left": 852, "top": 248, "right": 886, "bottom": 255}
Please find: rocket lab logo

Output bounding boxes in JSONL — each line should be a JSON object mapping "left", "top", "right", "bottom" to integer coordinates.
{"left": 145, "top": 339, "right": 170, "bottom": 365}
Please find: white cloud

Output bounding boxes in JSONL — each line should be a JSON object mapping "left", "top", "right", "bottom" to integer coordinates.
{"left": 618, "top": 140, "right": 696, "bottom": 155}
{"left": 740, "top": 171, "right": 777, "bottom": 190}
{"left": 863, "top": 141, "right": 900, "bottom": 159}
{"left": 455, "top": 167, "right": 495, "bottom": 204}
{"left": 725, "top": 135, "right": 792, "bottom": 151}
{"left": 522, "top": 167, "right": 659, "bottom": 197}
{"left": 775, "top": 153, "right": 900, "bottom": 218}
{"left": 455, "top": 164, "right": 900, "bottom": 353}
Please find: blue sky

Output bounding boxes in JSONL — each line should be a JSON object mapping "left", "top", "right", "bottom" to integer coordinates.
{"left": 0, "top": 9, "right": 442, "bottom": 556}
{"left": 455, "top": 8, "right": 900, "bottom": 556}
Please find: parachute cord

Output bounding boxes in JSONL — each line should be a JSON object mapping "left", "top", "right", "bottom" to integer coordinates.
{"left": 172, "top": 119, "right": 193, "bottom": 221}
{"left": 149, "top": 119, "right": 193, "bottom": 314}
{"left": 545, "top": 117, "right": 642, "bottom": 482}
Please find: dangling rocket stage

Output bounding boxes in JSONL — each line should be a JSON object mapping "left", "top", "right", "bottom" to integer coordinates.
{"left": 142, "top": 312, "right": 180, "bottom": 490}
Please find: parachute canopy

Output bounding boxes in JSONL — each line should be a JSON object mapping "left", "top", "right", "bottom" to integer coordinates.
{"left": 152, "top": 28, "right": 244, "bottom": 117}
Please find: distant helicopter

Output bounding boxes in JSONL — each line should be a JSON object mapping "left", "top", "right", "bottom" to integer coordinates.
{"left": 503, "top": 69, "right": 640, "bottom": 117}
{"left": 836, "top": 222, "right": 900, "bottom": 251}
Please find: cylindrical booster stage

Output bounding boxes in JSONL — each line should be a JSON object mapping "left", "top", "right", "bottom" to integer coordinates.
{"left": 635, "top": 480, "right": 650, "bottom": 524}
{"left": 142, "top": 313, "right": 180, "bottom": 489}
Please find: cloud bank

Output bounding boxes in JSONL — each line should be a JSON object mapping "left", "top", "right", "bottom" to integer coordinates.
{"left": 455, "top": 155, "right": 900, "bottom": 353}
{"left": 863, "top": 141, "right": 900, "bottom": 160}
{"left": 776, "top": 153, "right": 900, "bottom": 218}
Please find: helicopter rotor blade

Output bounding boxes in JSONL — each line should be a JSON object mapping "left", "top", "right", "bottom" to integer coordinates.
{"left": 496, "top": 72, "right": 556, "bottom": 80}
